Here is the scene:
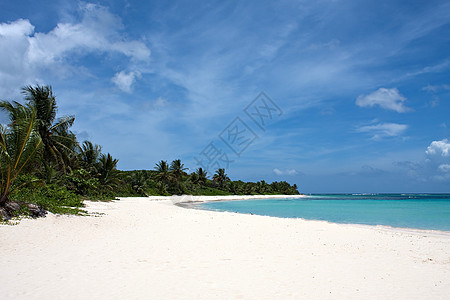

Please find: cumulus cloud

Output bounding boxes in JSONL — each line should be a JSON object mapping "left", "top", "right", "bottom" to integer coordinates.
{"left": 273, "top": 168, "right": 299, "bottom": 176}
{"left": 357, "top": 122, "right": 408, "bottom": 140}
{"left": 397, "top": 139, "right": 450, "bottom": 182}
{"left": 112, "top": 70, "right": 141, "bottom": 93}
{"left": 425, "top": 139, "right": 450, "bottom": 157}
{"left": 356, "top": 88, "right": 411, "bottom": 112}
{"left": 0, "top": 3, "right": 150, "bottom": 97}
{"left": 0, "top": 18, "right": 34, "bottom": 36}
{"left": 26, "top": 3, "right": 150, "bottom": 65}
{"left": 0, "top": 19, "right": 37, "bottom": 96}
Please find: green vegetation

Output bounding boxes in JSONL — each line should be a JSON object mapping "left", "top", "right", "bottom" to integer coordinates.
{"left": 116, "top": 169, "right": 299, "bottom": 197}
{"left": 0, "top": 85, "right": 299, "bottom": 221}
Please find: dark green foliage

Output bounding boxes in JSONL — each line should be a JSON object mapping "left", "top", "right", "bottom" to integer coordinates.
{"left": 213, "top": 168, "right": 230, "bottom": 188}
{"left": 195, "top": 168, "right": 208, "bottom": 185}
{"left": 169, "top": 159, "right": 188, "bottom": 181}
{"left": 22, "top": 85, "right": 78, "bottom": 173}
{"left": 126, "top": 163, "right": 299, "bottom": 196}
{"left": 193, "top": 186, "right": 231, "bottom": 196}
{"left": 0, "top": 102, "right": 42, "bottom": 206}
{"left": 169, "top": 159, "right": 188, "bottom": 194}
{"left": 79, "top": 141, "right": 102, "bottom": 174}
{"left": 10, "top": 175, "right": 85, "bottom": 215}
{"left": 98, "top": 153, "right": 119, "bottom": 186}
{"left": 127, "top": 170, "right": 151, "bottom": 196}
{"left": 113, "top": 168, "right": 299, "bottom": 197}
{"left": 154, "top": 160, "right": 170, "bottom": 184}
{"left": 64, "top": 169, "right": 100, "bottom": 196}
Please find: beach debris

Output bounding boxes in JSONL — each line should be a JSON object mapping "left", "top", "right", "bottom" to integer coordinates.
{"left": 0, "top": 201, "right": 47, "bottom": 221}
{"left": 0, "top": 208, "right": 9, "bottom": 220}
{"left": 5, "top": 201, "right": 21, "bottom": 212}
{"left": 27, "top": 203, "right": 47, "bottom": 218}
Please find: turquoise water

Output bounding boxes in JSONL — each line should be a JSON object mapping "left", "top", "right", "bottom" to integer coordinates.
{"left": 199, "top": 194, "right": 450, "bottom": 231}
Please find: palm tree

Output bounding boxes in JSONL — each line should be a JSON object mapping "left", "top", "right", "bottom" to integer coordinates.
{"left": 80, "top": 140, "right": 102, "bottom": 174}
{"left": 244, "top": 182, "right": 256, "bottom": 195}
{"left": 169, "top": 159, "right": 188, "bottom": 192}
{"left": 195, "top": 168, "right": 208, "bottom": 185}
{"left": 213, "top": 168, "right": 230, "bottom": 188}
{"left": 22, "top": 85, "right": 77, "bottom": 172}
{"left": 0, "top": 102, "right": 42, "bottom": 216}
{"left": 128, "top": 171, "right": 149, "bottom": 196}
{"left": 189, "top": 172, "right": 200, "bottom": 184}
{"left": 155, "top": 160, "right": 170, "bottom": 184}
{"left": 256, "top": 180, "right": 270, "bottom": 194}
{"left": 98, "top": 153, "right": 119, "bottom": 187}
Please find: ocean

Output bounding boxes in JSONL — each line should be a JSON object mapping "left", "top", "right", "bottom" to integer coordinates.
{"left": 198, "top": 194, "right": 450, "bottom": 231}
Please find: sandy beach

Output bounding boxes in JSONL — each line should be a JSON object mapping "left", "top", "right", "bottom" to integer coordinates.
{"left": 1, "top": 196, "right": 450, "bottom": 299}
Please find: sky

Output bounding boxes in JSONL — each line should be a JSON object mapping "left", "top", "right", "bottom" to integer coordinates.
{"left": 0, "top": 0, "right": 449, "bottom": 193}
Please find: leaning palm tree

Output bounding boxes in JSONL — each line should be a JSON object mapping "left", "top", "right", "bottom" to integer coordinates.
{"left": 0, "top": 102, "right": 42, "bottom": 217}
{"left": 22, "top": 85, "right": 77, "bottom": 172}
{"left": 213, "top": 168, "right": 230, "bottom": 188}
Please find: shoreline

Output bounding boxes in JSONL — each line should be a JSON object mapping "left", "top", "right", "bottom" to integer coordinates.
{"left": 1, "top": 196, "right": 449, "bottom": 299}
{"left": 169, "top": 194, "right": 450, "bottom": 237}
{"left": 149, "top": 194, "right": 306, "bottom": 203}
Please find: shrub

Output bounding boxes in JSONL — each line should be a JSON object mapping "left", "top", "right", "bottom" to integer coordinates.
{"left": 10, "top": 183, "right": 85, "bottom": 215}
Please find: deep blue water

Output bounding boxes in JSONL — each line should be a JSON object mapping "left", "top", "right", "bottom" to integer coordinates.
{"left": 199, "top": 194, "right": 450, "bottom": 231}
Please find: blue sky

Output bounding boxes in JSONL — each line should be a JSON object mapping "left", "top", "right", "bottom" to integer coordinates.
{"left": 0, "top": 0, "right": 449, "bottom": 193}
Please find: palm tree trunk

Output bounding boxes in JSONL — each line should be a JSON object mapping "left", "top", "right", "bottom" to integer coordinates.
{"left": 0, "top": 179, "right": 11, "bottom": 206}
{"left": 0, "top": 193, "right": 9, "bottom": 206}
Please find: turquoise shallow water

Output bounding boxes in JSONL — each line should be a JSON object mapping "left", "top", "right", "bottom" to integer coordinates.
{"left": 199, "top": 194, "right": 450, "bottom": 231}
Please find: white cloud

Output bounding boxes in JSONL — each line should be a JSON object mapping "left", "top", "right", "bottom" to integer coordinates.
{"left": 426, "top": 139, "right": 450, "bottom": 157}
{"left": 112, "top": 70, "right": 141, "bottom": 93}
{"left": 405, "top": 60, "right": 450, "bottom": 78}
{"left": 357, "top": 122, "right": 408, "bottom": 140}
{"left": 0, "top": 18, "right": 34, "bottom": 36}
{"left": 438, "top": 164, "right": 450, "bottom": 172}
{"left": 422, "top": 84, "right": 450, "bottom": 92}
{"left": 26, "top": 3, "right": 150, "bottom": 65}
{"left": 399, "top": 140, "right": 450, "bottom": 183}
{"left": 0, "top": 19, "right": 37, "bottom": 96}
{"left": 356, "top": 88, "right": 411, "bottom": 112}
{"left": 273, "top": 168, "right": 298, "bottom": 176}
{"left": 0, "top": 3, "right": 150, "bottom": 97}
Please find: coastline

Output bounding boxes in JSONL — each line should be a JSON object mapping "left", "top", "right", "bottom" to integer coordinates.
{"left": 173, "top": 194, "right": 450, "bottom": 236}
{"left": 1, "top": 196, "right": 449, "bottom": 299}
{"left": 150, "top": 194, "right": 307, "bottom": 203}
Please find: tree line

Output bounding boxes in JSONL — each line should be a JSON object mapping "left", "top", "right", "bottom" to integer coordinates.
{"left": 0, "top": 85, "right": 299, "bottom": 220}
{"left": 126, "top": 164, "right": 299, "bottom": 196}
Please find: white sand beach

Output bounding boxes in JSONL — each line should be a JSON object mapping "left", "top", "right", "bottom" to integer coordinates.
{"left": 1, "top": 196, "right": 450, "bottom": 299}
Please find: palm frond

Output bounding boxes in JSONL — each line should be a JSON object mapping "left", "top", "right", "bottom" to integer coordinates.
{"left": 50, "top": 115, "right": 75, "bottom": 132}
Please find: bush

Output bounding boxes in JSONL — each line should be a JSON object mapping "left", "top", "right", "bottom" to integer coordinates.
{"left": 10, "top": 183, "right": 85, "bottom": 215}
{"left": 64, "top": 169, "right": 100, "bottom": 196}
